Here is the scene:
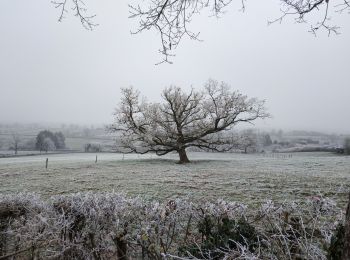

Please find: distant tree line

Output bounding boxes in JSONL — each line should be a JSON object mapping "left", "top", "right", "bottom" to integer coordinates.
{"left": 35, "top": 130, "right": 65, "bottom": 153}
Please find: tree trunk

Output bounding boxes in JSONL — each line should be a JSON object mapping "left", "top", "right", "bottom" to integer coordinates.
{"left": 178, "top": 148, "right": 190, "bottom": 164}
{"left": 342, "top": 192, "right": 350, "bottom": 260}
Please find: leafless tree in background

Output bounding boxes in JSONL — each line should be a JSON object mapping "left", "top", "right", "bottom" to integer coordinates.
{"left": 238, "top": 129, "right": 258, "bottom": 153}
{"left": 52, "top": 0, "right": 349, "bottom": 63}
{"left": 109, "top": 79, "right": 268, "bottom": 163}
{"left": 10, "top": 132, "right": 21, "bottom": 155}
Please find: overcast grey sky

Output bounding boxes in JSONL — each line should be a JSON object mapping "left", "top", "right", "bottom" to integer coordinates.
{"left": 0, "top": 0, "right": 349, "bottom": 133}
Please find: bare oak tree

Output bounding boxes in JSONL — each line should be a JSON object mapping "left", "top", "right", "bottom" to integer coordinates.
{"left": 109, "top": 79, "right": 268, "bottom": 163}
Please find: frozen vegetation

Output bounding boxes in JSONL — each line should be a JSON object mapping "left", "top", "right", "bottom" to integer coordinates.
{"left": 0, "top": 192, "right": 344, "bottom": 259}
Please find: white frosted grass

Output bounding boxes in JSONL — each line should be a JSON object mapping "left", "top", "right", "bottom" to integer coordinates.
{"left": 0, "top": 152, "right": 349, "bottom": 206}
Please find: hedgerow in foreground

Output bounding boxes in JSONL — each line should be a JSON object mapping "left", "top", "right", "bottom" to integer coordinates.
{"left": 0, "top": 193, "right": 344, "bottom": 259}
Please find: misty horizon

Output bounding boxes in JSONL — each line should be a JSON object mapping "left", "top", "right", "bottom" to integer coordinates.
{"left": 0, "top": 120, "right": 348, "bottom": 136}
{"left": 1, "top": 1, "right": 350, "bottom": 134}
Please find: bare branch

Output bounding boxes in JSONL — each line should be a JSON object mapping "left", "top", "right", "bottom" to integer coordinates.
{"left": 128, "top": 0, "right": 349, "bottom": 63}
{"left": 129, "top": 0, "right": 235, "bottom": 64}
{"left": 269, "top": 0, "right": 349, "bottom": 36}
{"left": 52, "top": 0, "right": 97, "bottom": 30}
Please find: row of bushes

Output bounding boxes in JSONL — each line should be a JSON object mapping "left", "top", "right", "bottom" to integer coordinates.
{"left": 0, "top": 193, "right": 346, "bottom": 259}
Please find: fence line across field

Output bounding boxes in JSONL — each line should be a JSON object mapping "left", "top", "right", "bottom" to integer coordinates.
{"left": 42, "top": 153, "right": 149, "bottom": 168}
{"left": 41, "top": 152, "right": 294, "bottom": 168}
{"left": 261, "top": 153, "right": 293, "bottom": 159}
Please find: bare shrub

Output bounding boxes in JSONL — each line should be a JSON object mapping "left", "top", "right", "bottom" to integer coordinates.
{"left": 0, "top": 193, "right": 344, "bottom": 259}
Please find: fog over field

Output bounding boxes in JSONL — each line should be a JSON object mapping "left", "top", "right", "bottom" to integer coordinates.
{"left": 0, "top": 1, "right": 350, "bottom": 133}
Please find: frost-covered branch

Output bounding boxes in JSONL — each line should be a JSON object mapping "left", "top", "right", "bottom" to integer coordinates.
{"left": 269, "top": 0, "right": 350, "bottom": 36}
{"left": 51, "top": 1, "right": 349, "bottom": 63}
{"left": 52, "top": 0, "right": 97, "bottom": 30}
{"left": 128, "top": 0, "right": 350, "bottom": 63}
{"left": 129, "top": 0, "right": 234, "bottom": 64}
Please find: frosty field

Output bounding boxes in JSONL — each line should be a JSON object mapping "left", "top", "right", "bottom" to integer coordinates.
{"left": 0, "top": 152, "right": 349, "bottom": 206}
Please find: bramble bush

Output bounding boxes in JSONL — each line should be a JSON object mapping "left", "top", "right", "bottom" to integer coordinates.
{"left": 0, "top": 193, "right": 345, "bottom": 259}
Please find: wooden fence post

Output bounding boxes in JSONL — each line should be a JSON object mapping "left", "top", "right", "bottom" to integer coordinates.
{"left": 45, "top": 158, "right": 48, "bottom": 169}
